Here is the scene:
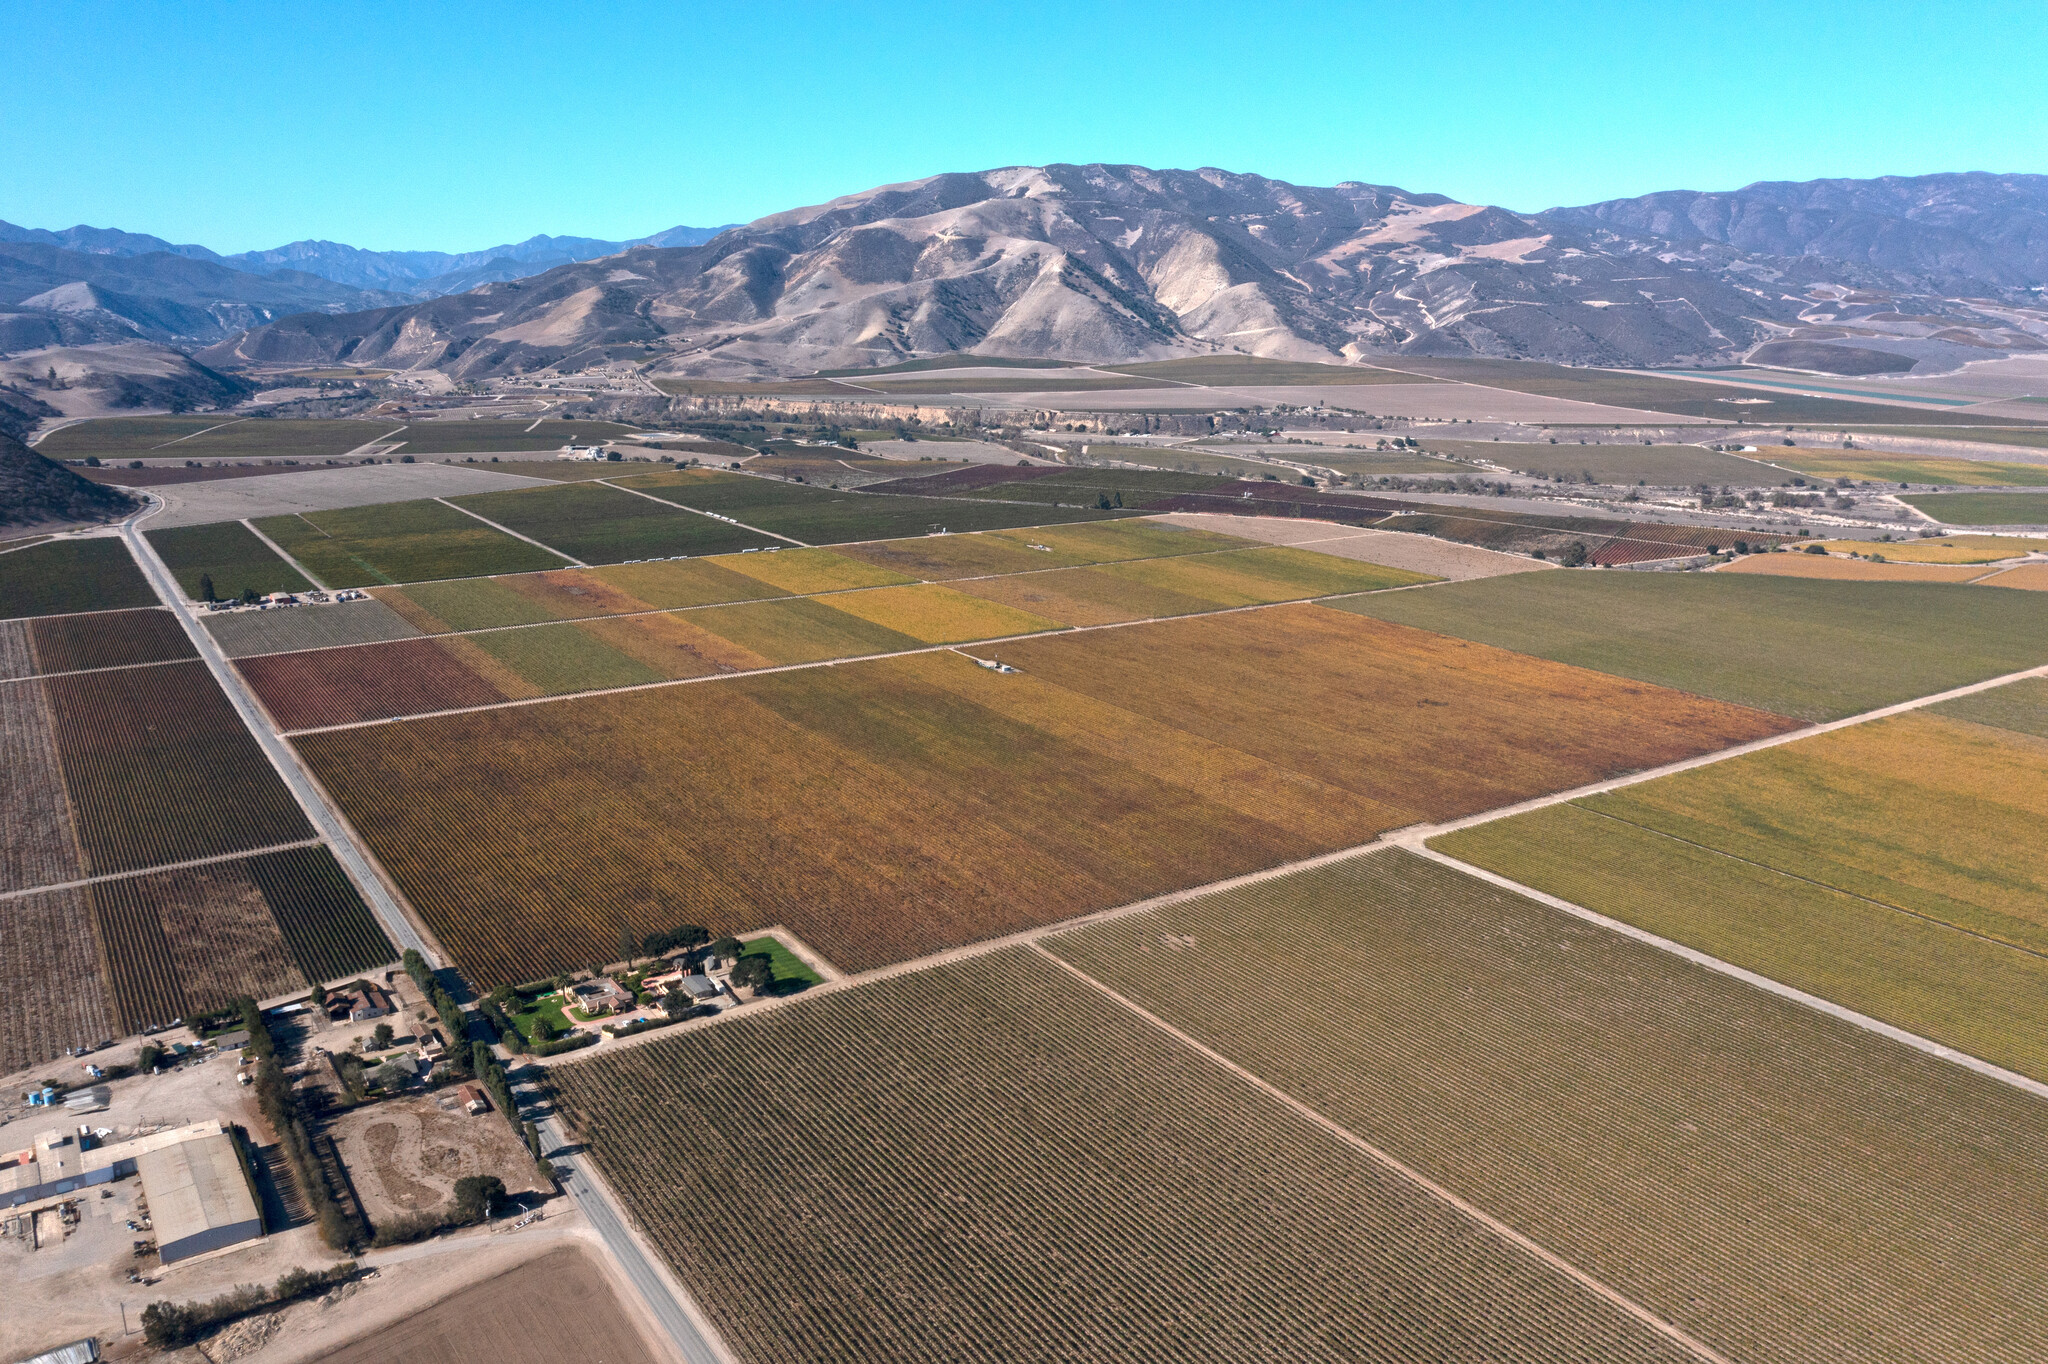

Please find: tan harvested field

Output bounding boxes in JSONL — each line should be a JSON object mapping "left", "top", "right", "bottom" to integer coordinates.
{"left": 295, "top": 605, "right": 1791, "bottom": 985}
{"left": 1153, "top": 512, "right": 1553, "bottom": 580}
{"left": 1046, "top": 849, "right": 2048, "bottom": 1364}
{"left": 1984, "top": 563, "right": 2048, "bottom": 590}
{"left": 311, "top": 1245, "right": 661, "bottom": 1364}
{"left": 1813, "top": 534, "right": 2048, "bottom": 564}
{"left": 1717, "top": 553, "right": 1999, "bottom": 583}
{"left": 555, "top": 949, "right": 1701, "bottom": 1364}
{"left": 0, "top": 887, "right": 116, "bottom": 1074}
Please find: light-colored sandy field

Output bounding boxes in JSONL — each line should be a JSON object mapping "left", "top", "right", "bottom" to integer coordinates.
{"left": 144, "top": 464, "right": 554, "bottom": 527}
{"left": 1716, "top": 553, "right": 1999, "bottom": 583}
{"left": 1150, "top": 513, "right": 1552, "bottom": 581}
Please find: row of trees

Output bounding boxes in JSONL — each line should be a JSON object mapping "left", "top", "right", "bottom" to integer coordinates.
{"left": 237, "top": 997, "right": 366, "bottom": 1251}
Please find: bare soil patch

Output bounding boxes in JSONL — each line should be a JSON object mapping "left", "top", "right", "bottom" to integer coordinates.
{"left": 328, "top": 1092, "right": 545, "bottom": 1223}
{"left": 310, "top": 1244, "right": 660, "bottom": 1364}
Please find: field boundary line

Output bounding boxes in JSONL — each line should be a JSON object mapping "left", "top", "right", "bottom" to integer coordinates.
{"left": 118, "top": 496, "right": 433, "bottom": 963}
{"left": 436, "top": 497, "right": 587, "bottom": 566}
{"left": 1026, "top": 942, "right": 1737, "bottom": 1364}
{"left": 0, "top": 838, "right": 327, "bottom": 903}
{"left": 341, "top": 425, "right": 411, "bottom": 459}
{"left": 276, "top": 589, "right": 1407, "bottom": 735}
{"left": 241, "top": 516, "right": 331, "bottom": 590}
{"left": 0, "top": 654, "right": 197, "bottom": 686}
{"left": 1410, "top": 844, "right": 2048, "bottom": 1103}
{"left": 1390, "top": 658, "right": 2048, "bottom": 848}
{"left": 597, "top": 478, "right": 811, "bottom": 546}
{"left": 148, "top": 416, "right": 249, "bottom": 450}
{"left": 225, "top": 538, "right": 1284, "bottom": 660}
{"left": 1569, "top": 802, "right": 2048, "bottom": 962}
{"left": 539, "top": 657, "right": 2048, "bottom": 1075}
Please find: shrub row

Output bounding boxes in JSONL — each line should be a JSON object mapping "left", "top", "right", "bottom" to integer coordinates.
{"left": 142, "top": 1261, "right": 358, "bottom": 1346}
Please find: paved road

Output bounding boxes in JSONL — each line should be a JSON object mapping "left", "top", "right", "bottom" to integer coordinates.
{"left": 534, "top": 1107, "right": 731, "bottom": 1364}
{"left": 119, "top": 498, "right": 429, "bottom": 960}
{"left": 122, "top": 497, "right": 732, "bottom": 1361}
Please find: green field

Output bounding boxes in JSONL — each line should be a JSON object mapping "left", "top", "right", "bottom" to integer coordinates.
{"left": 255, "top": 499, "right": 570, "bottom": 587}
{"left": 39, "top": 417, "right": 397, "bottom": 461}
{"left": 1, "top": 539, "right": 156, "bottom": 619}
{"left": 617, "top": 470, "right": 1128, "bottom": 542}
{"left": 1046, "top": 848, "right": 2048, "bottom": 1364}
{"left": 1429, "top": 440, "right": 1780, "bottom": 486}
{"left": 1377, "top": 357, "right": 2036, "bottom": 426}
{"left": 390, "top": 419, "right": 643, "bottom": 455}
{"left": 1932, "top": 675, "right": 2048, "bottom": 739}
{"left": 450, "top": 483, "right": 782, "bottom": 563}
{"left": 1333, "top": 571, "right": 2048, "bottom": 720}
{"left": 465, "top": 622, "right": 666, "bottom": 694}
{"left": 1435, "top": 701, "right": 2048, "bottom": 1082}
{"left": 1901, "top": 491, "right": 2048, "bottom": 525}
{"left": 373, "top": 576, "right": 567, "bottom": 633}
{"left": 146, "top": 521, "right": 311, "bottom": 599}
{"left": 1101, "top": 356, "right": 1429, "bottom": 385}
{"left": 552, "top": 948, "right": 1701, "bottom": 1364}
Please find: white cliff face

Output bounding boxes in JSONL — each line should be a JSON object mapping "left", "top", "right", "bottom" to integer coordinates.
{"left": 208, "top": 165, "right": 2048, "bottom": 379}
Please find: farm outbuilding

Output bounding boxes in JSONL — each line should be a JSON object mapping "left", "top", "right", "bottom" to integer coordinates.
{"left": 135, "top": 1121, "right": 264, "bottom": 1263}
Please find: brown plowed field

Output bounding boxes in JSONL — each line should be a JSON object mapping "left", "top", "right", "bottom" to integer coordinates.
{"left": 0, "top": 887, "right": 117, "bottom": 1073}
{"left": 27, "top": 608, "right": 196, "bottom": 674}
{"left": 43, "top": 661, "right": 311, "bottom": 872}
{"left": 240, "top": 637, "right": 510, "bottom": 730}
{"left": 0, "top": 679, "right": 83, "bottom": 892}
{"left": 314, "top": 1245, "right": 660, "bottom": 1364}
{"left": 296, "top": 605, "right": 1790, "bottom": 986}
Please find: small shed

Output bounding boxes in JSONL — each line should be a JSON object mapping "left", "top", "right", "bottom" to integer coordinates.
{"left": 460, "top": 1084, "right": 490, "bottom": 1115}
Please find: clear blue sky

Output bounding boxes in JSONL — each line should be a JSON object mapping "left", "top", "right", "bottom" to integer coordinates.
{"left": 7, "top": 0, "right": 2045, "bottom": 253}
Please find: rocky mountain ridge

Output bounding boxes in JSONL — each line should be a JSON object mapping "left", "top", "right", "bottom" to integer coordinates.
{"left": 204, "top": 165, "right": 2048, "bottom": 380}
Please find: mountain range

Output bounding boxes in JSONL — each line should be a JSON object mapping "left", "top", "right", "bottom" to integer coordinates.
{"left": 14, "top": 169, "right": 2048, "bottom": 378}
{"left": 0, "top": 220, "right": 730, "bottom": 348}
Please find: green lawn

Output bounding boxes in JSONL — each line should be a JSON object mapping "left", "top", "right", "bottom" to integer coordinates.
{"left": 147, "top": 521, "right": 311, "bottom": 599}
{"left": 740, "top": 935, "right": 823, "bottom": 992}
{"left": 1332, "top": 571, "right": 2048, "bottom": 721}
{"left": 256, "top": 499, "right": 571, "bottom": 586}
{"left": 1901, "top": 491, "right": 2048, "bottom": 525}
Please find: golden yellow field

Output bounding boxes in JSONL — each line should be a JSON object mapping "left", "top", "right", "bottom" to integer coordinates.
{"left": 1813, "top": 535, "right": 2048, "bottom": 564}
{"left": 709, "top": 546, "right": 915, "bottom": 595}
{"left": 587, "top": 557, "right": 786, "bottom": 609}
{"left": 818, "top": 584, "right": 1063, "bottom": 643}
{"left": 1718, "top": 554, "right": 1996, "bottom": 583}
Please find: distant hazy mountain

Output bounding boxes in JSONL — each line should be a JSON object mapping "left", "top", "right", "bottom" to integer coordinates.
{"left": 1543, "top": 172, "right": 2048, "bottom": 291}
{"left": 0, "top": 218, "right": 735, "bottom": 299}
{"left": 0, "top": 217, "right": 733, "bottom": 353}
{"left": 0, "top": 241, "right": 408, "bottom": 346}
{"left": 207, "top": 164, "right": 2048, "bottom": 379}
